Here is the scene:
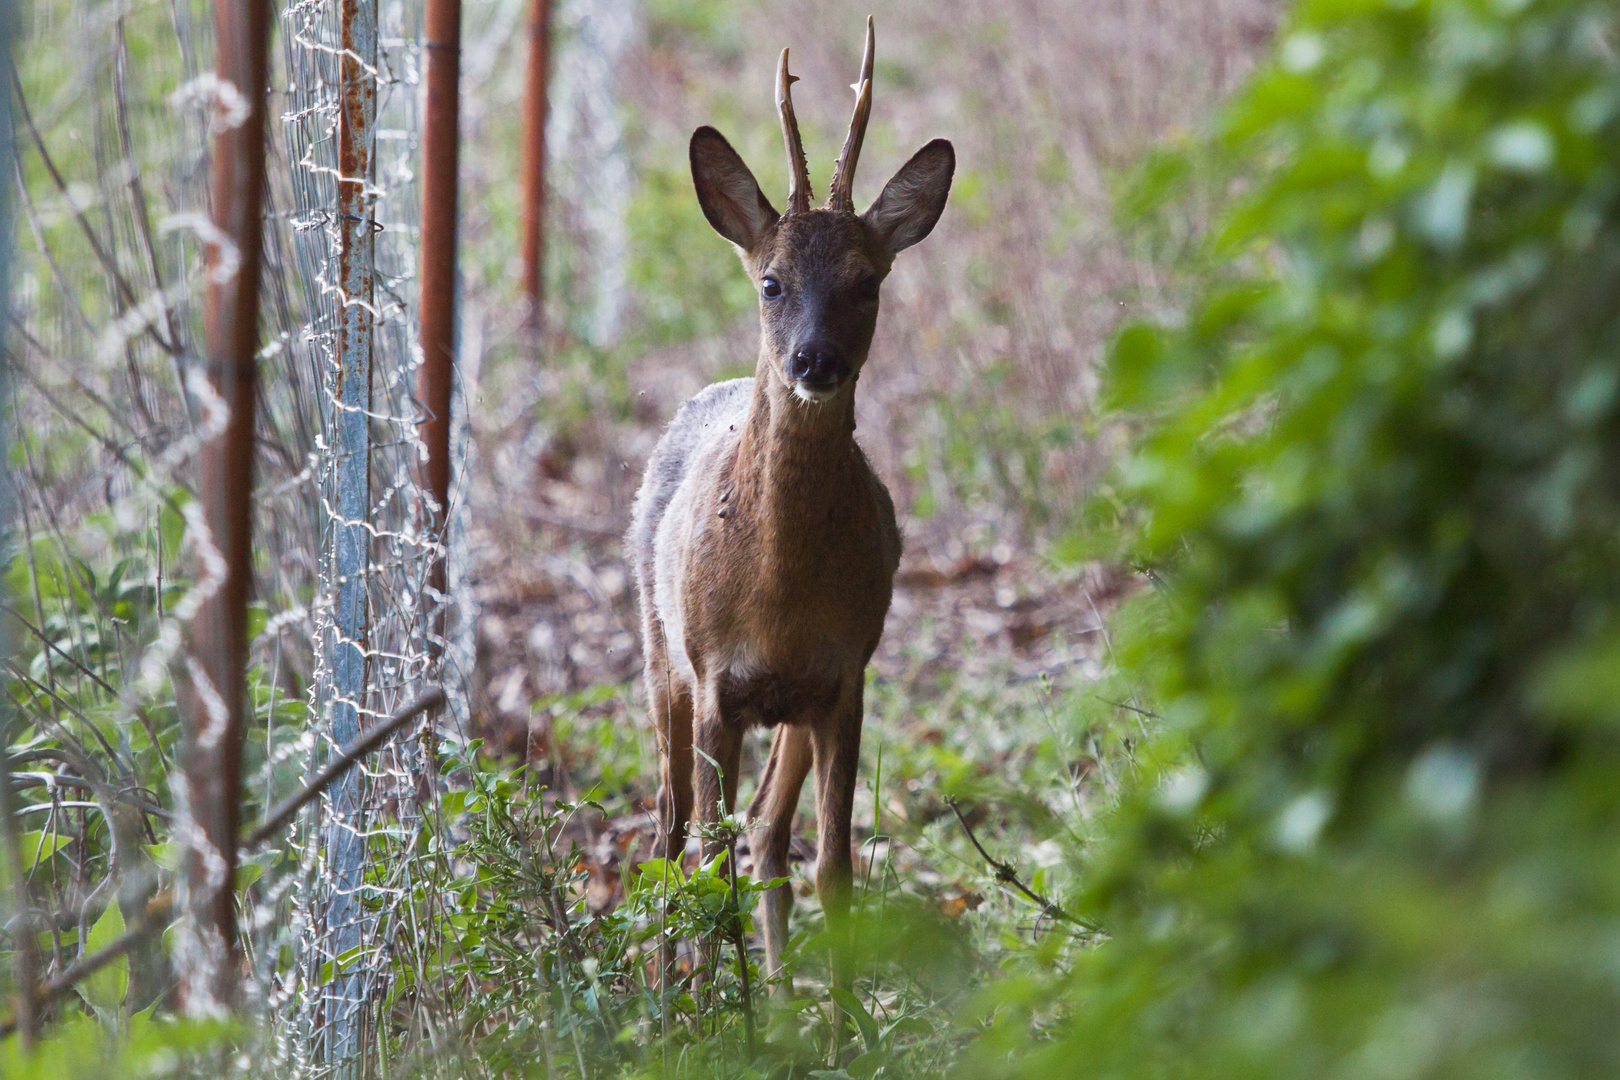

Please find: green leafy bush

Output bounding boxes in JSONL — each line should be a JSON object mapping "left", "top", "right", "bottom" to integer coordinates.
{"left": 975, "top": 1, "right": 1620, "bottom": 1076}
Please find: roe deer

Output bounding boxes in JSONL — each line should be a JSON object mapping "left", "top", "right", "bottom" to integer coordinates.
{"left": 627, "top": 17, "right": 953, "bottom": 991}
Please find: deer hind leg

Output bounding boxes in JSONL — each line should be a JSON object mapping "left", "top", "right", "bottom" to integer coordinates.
{"left": 647, "top": 631, "right": 694, "bottom": 865}
{"left": 746, "top": 724, "right": 813, "bottom": 992}
{"left": 646, "top": 634, "right": 693, "bottom": 989}
{"left": 811, "top": 689, "right": 865, "bottom": 994}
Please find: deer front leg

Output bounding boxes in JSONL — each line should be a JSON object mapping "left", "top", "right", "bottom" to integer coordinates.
{"left": 690, "top": 694, "right": 745, "bottom": 992}
{"left": 693, "top": 690, "right": 744, "bottom": 861}
{"left": 746, "top": 724, "right": 813, "bottom": 992}
{"left": 810, "top": 689, "right": 864, "bottom": 994}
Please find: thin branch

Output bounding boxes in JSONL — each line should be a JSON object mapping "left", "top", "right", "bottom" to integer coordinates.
{"left": 113, "top": 16, "right": 184, "bottom": 358}
{"left": 9, "top": 773, "right": 170, "bottom": 822}
{"left": 0, "top": 897, "right": 173, "bottom": 1040}
{"left": 9, "top": 66, "right": 180, "bottom": 356}
{"left": 242, "top": 688, "right": 444, "bottom": 849}
{"left": 7, "top": 327, "right": 167, "bottom": 467}
{"left": 2, "top": 659, "right": 140, "bottom": 788}
{"left": 11, "top": 154, "right": 96, "bottom": 337}
{"left": 1099, "top": 697, "right": 1161, "bottom": 720}
{"left": 0, "top": 689, "right": 444, "bottom": 1035}
{"left": 0, "top": 600, "right": 172, "bottom": 772}
{"left": 943, "top": 796, "right": 1097, "bottom": 933}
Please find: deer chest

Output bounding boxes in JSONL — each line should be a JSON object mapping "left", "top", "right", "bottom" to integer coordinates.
{"left": 716, "top": 668, "right": 844, "bottom": 728}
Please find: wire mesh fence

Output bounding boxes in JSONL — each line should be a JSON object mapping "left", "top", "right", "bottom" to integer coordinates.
{"left": 271, "top": 0, "right": 453, "bottom": 1070}
{"left": 3, "top": 0, "right": 478, "bottom": 1068}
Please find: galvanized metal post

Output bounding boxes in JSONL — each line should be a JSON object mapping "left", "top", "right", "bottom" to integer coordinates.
{"left": 418, "top": 0, "right": 460, "bottom": 658}
{"left": 179, "top": 0, "right": 272, "bottom": 1015}
{"left": 0, "top": 0, "right": 37, "bottom": 1046}
{"left": 326, "top": 0, "right": 376, "bottom": 1065}
{"left": 520, "top": 0, "right": 551, "bottom": 331}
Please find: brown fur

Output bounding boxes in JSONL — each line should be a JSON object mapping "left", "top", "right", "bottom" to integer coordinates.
{"left": 628, "top": 68, "right": 952, "bottom": 994}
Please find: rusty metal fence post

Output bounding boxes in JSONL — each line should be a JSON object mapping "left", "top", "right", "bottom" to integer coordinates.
{"left": 418, "top": 0, "right": 461, "bottom": 660}
{"left": 177, "top": 0, "right": 273, "bottom": 1015}
{"left": 520, "top": 0, "right": 551, "bottom": 332}
{"left": 326, "top": 0, "right": 377, "bottom": 1065}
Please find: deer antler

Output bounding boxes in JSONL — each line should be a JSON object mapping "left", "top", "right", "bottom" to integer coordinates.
{"left": 828, "top": 17, "right": 875, "bottom": 215}
{"left": 776, "top": 48, "right": 812, "bottom": 215}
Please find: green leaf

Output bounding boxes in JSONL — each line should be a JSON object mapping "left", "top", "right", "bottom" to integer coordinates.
{"left": 320, "top": 945, "right": 365, "bottom": 986}
{"left": 882, "top": 1016, "right": 933, "bottom": 1041}
{"left": 145, "top": 842, "right": 184, "bottom": 871}
{"left": 627, "top": 857, "right": 685, "bottom": 897}
{"left": 159, "top": 491, "right": 190, "bottom": 557}
{"left": 245, "top": 602, "right": 270, "bottom": 642}
{"left": 9, "top": 831, "right": 73, "bottom": 882}
{"left": 847, "top": 1048, "right": 888, "bottom": 1078}
{"left": 831, "top": 987, "right": 881, "bottom": 1054}
{"left": 78, "top": 902, "right": 128, "bottom": 1012}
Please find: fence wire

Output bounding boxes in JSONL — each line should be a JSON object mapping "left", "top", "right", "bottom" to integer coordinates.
{"left": 1, "top": 0, "right": 650, "bottom": 1061}
{"left": 5, "top": 0, "right": 470, "bottom": 1069}
{"left": 268, "top": 0, "right": 456, "bottom": 1071}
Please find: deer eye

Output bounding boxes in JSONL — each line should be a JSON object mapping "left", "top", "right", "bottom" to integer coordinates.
{"left": 761, "top": 276, "right": 783, "bottom": 299}
{"left": 857, "top": 276, "right": 880, "bottom": 301}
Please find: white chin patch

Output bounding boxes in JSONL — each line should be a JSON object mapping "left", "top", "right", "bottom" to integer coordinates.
{"left": 792, "top": 382, "right": 837, "bottom": 404}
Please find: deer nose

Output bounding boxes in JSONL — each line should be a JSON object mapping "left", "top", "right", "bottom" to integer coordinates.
{"left": 788, "top": 345, "right": 848, "bottom": 388}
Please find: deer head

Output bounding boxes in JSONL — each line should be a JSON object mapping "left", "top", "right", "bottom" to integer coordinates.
{"left": 689, "top": 18, "right": 955, "bottom": 405}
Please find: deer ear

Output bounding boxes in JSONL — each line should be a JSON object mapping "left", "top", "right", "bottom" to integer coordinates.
{"left": 863, "top": 139, "right": 954, "bottom": 257}
{"left": 690, "top": 127, "right": 780, "bottom": 251}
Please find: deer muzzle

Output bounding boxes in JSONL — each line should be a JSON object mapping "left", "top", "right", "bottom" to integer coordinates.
{"left": 787, "top": 344, "right": 849, "bottom": 401}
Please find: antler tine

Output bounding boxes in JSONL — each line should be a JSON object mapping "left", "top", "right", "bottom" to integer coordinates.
{"left": 829, "top": 16, "right": 875, "bottom": 214}
{"left": 776, "top": 48, "right": 812, "bottom": 215}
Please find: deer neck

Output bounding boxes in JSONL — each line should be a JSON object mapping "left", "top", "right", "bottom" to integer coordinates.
{"left": 732, "top": 356, "right": 862, "bottom": 559}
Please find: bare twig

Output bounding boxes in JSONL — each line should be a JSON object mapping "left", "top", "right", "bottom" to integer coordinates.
{"left": 2, "top": 659, "right": 141, "bottom": 787}
{"left": 11, "top": 155, "right": 96, "bottom": 337}
{"left": 0, "top": 596, "right": 174, "bottom": 774}
{"left": 242, "top": 688, "right": 445, "bottom": 849}
{"left": 0, "top": 688, "right": 443, "bottom": 1036}
{"left": 1100, "top": 697, "right": 1161, "bottom": 720}
{"left": 9, "top": 67, "right": 180, "bottom": 356}
{"left": 113, "top": 16, "right": 185, "bottom": 359}
{"left": 943, "top": 796, "right": 1097, "bottom": 933}
{"left": 7, "top": 325, "right": 170, "bottom": 467}
{"left": 9, "top": 773, "right": 170, "bottom": 822}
